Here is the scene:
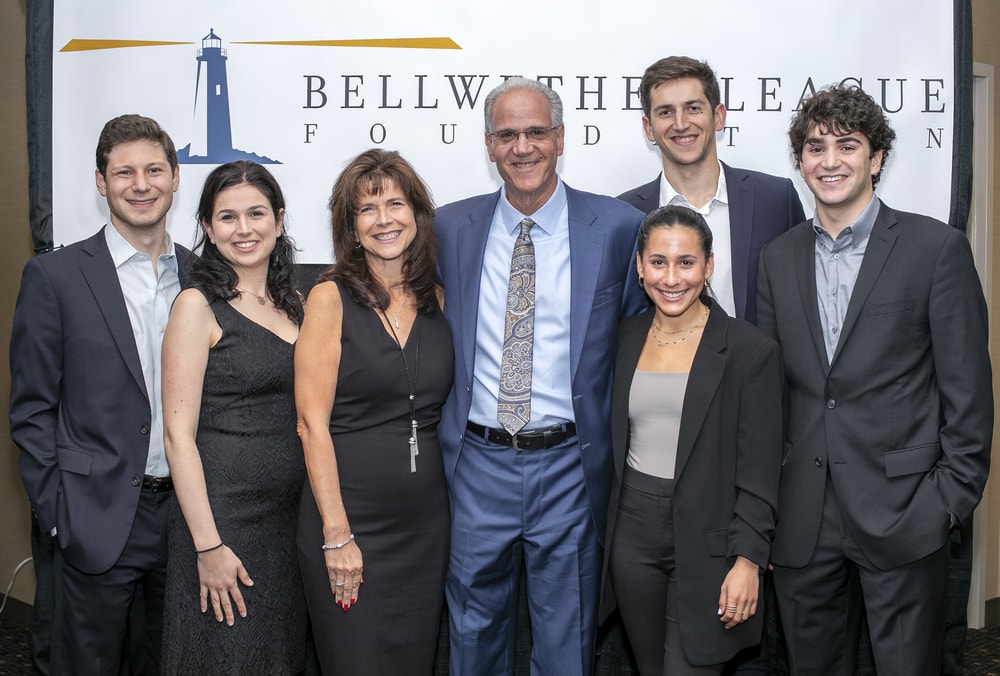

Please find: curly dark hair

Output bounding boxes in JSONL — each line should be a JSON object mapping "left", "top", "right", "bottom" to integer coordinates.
{"left": 322, "top": 149, "right": 440, "bottom": 314}
{"left": 789, "top": 84, "right": 896, "bottom": 188}
{"left": 639, "top": 56, "right": 721, "bottom": 120}
{"left": 189, "top": 161, "right": 303, "bottom": 325}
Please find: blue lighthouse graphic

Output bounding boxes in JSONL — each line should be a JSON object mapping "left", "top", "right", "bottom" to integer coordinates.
{"left": 177, "top": 29, "right": 279, "bottom": 164}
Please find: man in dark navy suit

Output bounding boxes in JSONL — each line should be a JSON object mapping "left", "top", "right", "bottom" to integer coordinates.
{"left": 618, "top": 56, "right": 804, "bottom": 326}
{"left": 10, "top": 114, "right": 192, "bottom": 675}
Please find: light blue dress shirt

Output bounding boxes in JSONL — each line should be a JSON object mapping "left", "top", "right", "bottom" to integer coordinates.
{"left": 468, "top": 179, "right": 575, "bottom": 430}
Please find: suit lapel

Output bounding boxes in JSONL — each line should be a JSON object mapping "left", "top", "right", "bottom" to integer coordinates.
{"left": 455, "top": 193, "right": 498, "bottom": 386}
{"left": 675, "top": 304, "right": 726, "bottom": 479}
{"left": 80, "top": 229, "right": 148, "bottom": 399}
{"left": 567, "top": 187, "right": 606, "bottom": 379}
{"left": 792, "top": 222, "right": 830, "bottom": 372}
{"left": 635, "top": 177, "right": 660, "bottom": 213}
{"left": 724, "top": 164, "right": 753, "bottom": 320}
{"left": 831, "top": 202, "right": 898, "bottom": 366}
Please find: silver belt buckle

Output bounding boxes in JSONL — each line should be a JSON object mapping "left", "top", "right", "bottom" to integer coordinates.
{"left": 510, "top": 432, "right": 521, "bottom": 451}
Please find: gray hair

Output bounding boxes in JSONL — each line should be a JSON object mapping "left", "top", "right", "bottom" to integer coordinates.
{"left": 483, "top": 77, "right": 564, "bottom": 133}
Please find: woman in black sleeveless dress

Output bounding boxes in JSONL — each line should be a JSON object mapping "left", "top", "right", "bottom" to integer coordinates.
{"left": 296, "top": 149, "right": 453, "bottom": 675}
{"left": 161, "top": 161, "right": 306, "bottom": 675}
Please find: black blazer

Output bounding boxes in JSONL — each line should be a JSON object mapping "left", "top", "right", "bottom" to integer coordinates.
{"left": 757, "top": 201, "right": 993, "bottom": 570}
{"left": 617, "top": 163, "right": 805, "bottom": 324}
{"left": 10, "top": 227, "right": 193, "bottom": 574}
{"left": 600, "top": 299, "right": 783, "bottom": 666}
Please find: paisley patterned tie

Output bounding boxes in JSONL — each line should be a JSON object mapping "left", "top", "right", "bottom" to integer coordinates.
{"left": 497, "top": 218, "right": 535, "bottom": 435}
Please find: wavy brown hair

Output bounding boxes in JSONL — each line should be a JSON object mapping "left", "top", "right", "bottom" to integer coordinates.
{"left": 322, "top": 149, "right": 440, "bottom": 314}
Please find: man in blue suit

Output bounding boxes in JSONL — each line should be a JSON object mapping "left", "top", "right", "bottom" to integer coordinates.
{"left": 10, "top": 114, "right": 192, "bottom": 675}
{"left": 618, "top": 56, "right": 805, "bottom": 325}
{"left": 435, "top": 77, "right": 647, "bottom": 675}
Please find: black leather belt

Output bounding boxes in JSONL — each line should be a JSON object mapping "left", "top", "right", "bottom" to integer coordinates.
{"left": 466, "top": 421, "right": 576, "bottom": 451}
{"left": 142, "top": 475, "right": 173, "bottom": 492}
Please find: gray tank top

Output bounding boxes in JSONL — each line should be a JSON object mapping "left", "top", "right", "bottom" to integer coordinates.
{"left": 626, "top": 370, "right": 689, "bottom": 479}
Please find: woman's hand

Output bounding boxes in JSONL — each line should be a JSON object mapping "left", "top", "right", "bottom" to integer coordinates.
{"left": 197, "top": 545, "right": 253, "bottom": 625}
{"left": 717, "top": 555, "right": 759, "bottom": 629}
{"left": 325, "top": 538, "right": 364, "bottom": 610}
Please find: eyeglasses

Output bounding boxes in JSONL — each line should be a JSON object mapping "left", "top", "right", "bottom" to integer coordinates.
{"left": 487, "top": 126, "right": 559, "bottom": 146}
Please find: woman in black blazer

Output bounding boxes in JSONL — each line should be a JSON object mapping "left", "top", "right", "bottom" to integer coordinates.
{"left": 601, "top": 206, "right": 783, "bottom": 675}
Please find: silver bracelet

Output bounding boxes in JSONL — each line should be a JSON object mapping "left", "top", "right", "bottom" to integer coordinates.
{"left": 322, "top": 533, "right": 354, "bottom": 551}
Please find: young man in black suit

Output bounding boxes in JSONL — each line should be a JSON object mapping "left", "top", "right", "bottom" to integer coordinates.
{"left": 757, "top": 84, "right": 992, "bottom": 676}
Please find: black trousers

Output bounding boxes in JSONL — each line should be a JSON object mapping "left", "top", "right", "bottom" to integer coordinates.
{"left": 773, "top": 477, "right": 949, "bottom": 676}
{"left": 51, "top": 488, "right": 170, "bottom": 676}
{"left": 609, "top": 467, "right": 724, "bottom": 676}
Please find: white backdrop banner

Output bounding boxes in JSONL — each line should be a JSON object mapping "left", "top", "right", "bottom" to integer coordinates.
{"left": 53, "top": 1, "right": 955, "bottom": 263}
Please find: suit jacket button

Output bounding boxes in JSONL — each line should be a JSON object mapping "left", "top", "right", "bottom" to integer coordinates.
{"left": 140, "top": 424, "right": 150, "bottom": 435}
{"left": 131, "top": 476, "right": 141, "bottom": 487}
{"left": 826, "top": 399, "right": 837, "bottom": 409}
{"left": 814, "top": 458, "right": 824, "bottom": 467}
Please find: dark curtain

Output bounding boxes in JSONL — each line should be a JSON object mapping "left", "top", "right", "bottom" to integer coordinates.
{"left": 25, "top": 0, "right": 53, "bottom": 252}
{"left": 951, "top": 0, "right": 974, "bottom": 232}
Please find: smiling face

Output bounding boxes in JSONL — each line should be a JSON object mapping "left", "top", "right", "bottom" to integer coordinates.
{"left": 95, "top": 140, "right": 179, "bottom": 237}
{"left": 642, "top": 77, "right": 725, "bottom": 170}
{"left": 637, "top": 224, "right": 714, "bottom": 323}
{"left": 203, "top": 183, "right": 283, "bottom": 272}
{"left": 799, "top": 122, "right": 883, "bottom": 227}
{"left": 354, "top": 178, "right": 417, "bottom": 264}
{"left": 485, "top": 89, "right": 565, "bottom": 215}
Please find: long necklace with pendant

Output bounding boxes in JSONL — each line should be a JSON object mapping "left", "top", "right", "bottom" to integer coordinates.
{"left": 387, "top": 301, "right": 408, "bottom": 329}
{"left": 382, "top": 308, "right": 421, "bottom": 473}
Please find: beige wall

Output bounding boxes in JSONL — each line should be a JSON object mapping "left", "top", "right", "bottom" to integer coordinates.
{"left": 1, "top": 1, "right": 999, "bottom": 614}
{"left": 972, "top": 0, "right": 1000, "bottom": 606}
{"left": 0, "top": 0, "right": 37, "bottom": 606}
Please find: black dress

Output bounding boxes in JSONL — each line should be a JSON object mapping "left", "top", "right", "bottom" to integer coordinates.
{"left": 297, "top": 281, "right": 453, "bottom": 675}
{"left": 162, "top": 298, "right": 307, "bottom": 675}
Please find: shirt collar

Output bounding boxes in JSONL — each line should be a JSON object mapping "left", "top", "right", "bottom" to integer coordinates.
{"left": 812, "top": 194, "right": 880, "bottom": 244}
{"left": 499, "top": 177, "right": 567, "bottom": 237}
{"left": 661, "top": 161, "right": 729, "bottom": 212}
{"left": 105, "top": 223, "right": 176, "bottom": 268}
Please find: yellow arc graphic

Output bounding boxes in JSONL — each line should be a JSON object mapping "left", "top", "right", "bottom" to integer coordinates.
{"left": 61, "top": 40, "right": 194, "bottom": 52}
{"left": 233, "top": 38, "right": 461, "bottom": 49}
{"left": 61, "top": 37, "right": 461, "bottom": 52}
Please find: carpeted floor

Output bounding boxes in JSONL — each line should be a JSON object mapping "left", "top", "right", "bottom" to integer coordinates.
{"left": 1, "top": 614, "right": 999, "bottom": 675}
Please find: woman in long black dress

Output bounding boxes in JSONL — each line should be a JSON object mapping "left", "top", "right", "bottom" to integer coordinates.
{"left": 296, "top": 149, "right": 453, "bottom": 674}
{"left": 161, "top": 161, "right": 306, "bottom": 675}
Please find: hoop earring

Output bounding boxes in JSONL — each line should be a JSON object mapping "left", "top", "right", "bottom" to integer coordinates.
{"left": 638, "top": 276, "right": 644, "bottom": 288}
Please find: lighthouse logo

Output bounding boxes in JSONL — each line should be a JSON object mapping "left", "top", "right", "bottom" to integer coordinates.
{"left": 176, "top": 29, "right": 279, "bottom": 164}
